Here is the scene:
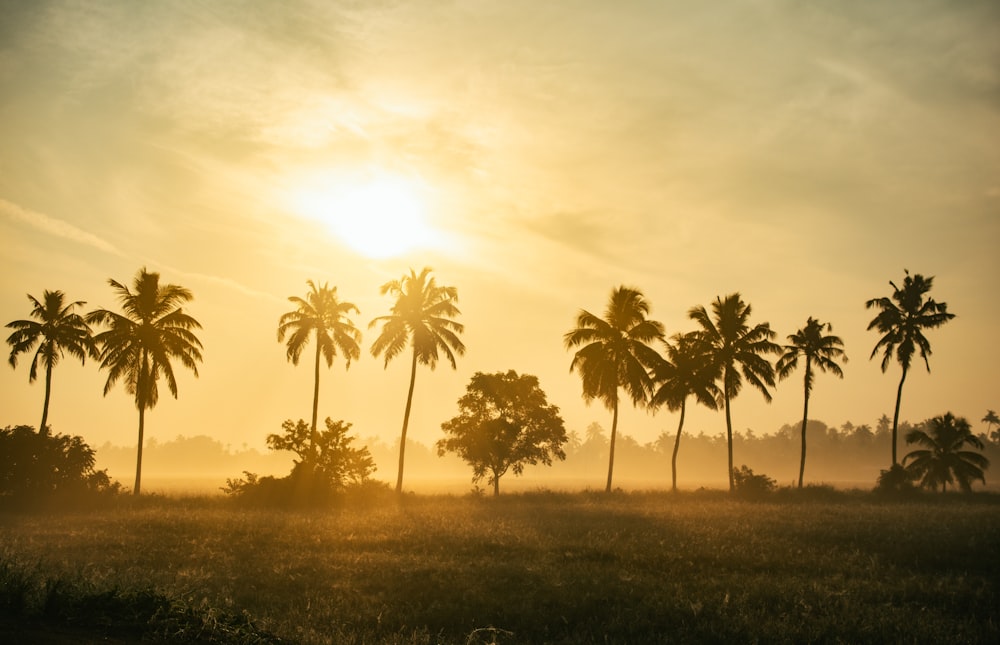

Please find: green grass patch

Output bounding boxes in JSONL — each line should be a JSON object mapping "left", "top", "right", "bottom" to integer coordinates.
{"left": 2, "top": 491, "right": 998, "bottom": 643}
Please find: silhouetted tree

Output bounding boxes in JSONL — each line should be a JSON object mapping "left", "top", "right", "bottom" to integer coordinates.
{"left": 866, "top": 270, "right": 955, "bottom": 465}
{"left": 650, "top": 332, "right": 721, "bottom": 492}
{"left": 776, "top": 317, "right": 847, "bottom": 488}
{"left": 277, "top": 281, "right": 361, "bottom": 459}
{"left": 437, "top": 370, "right": 567, "bottom": 496}
{"left": 87, "top": 268, "right": 203, "bottom": 496}
{"left": 565, "top": 286, "right": 665, "bottom": 492}
{"left": 689, "top": 293, "right": 780, "bottom": 492}
{"left": 903, "top": 413, "right": 989, "bottom": 492}
{"left": 983, "top": 410, "right": 1000, "bottom": 443}
{"left": 369, "top": 267, "right": 465, "bottom": 493}
{"left": 6, "top": 290, "right": 96, "bottom": 436}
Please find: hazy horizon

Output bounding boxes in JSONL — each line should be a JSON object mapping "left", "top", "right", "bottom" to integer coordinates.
{"left": 2, "top": 1, "right": 998, "bottom": 483}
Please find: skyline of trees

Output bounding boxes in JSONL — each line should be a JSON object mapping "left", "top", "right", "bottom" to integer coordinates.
{"left": 5, "top": 267, "right": 989, "bottom": 494}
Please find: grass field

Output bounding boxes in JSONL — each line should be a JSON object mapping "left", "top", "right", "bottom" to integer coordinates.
{"left": 2, "top": 490, "right": 999, "bottom": 644}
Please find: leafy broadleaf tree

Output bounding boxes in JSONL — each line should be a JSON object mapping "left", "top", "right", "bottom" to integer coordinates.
{"left": 369, "top": 267, "right": 465, "bottom": 493}
{"left": 6, "top": 290, "right": 97, "bottom": 436}
{"left": 437, "top": 370, "right": 568, "bottom": 496}
{"left": 277, "top": 281, "right": 361, "bottom": 459}
{"left": 650, "top": 332, "right": 721, "bottom": 492}
{"left": 565, "top": 286, "right": 665, "bottom": 492}
{"left": 866, "top": 270, "right": 955, "bottom": 465}
{"left": 87, "top": 268, "right": 203, "bottom": 496}
{"left": 903, "top": 413, "right": 989, "bottom": 492}
{"left": 775, "top": 317, "right": 847, "bottom": 488}
{"left": 689, "top": 293, "right": 780, "bottom": 493}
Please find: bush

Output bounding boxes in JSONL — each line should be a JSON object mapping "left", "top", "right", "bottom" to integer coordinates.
{"left": 732, "top": 465, "right": 776, "bottom": 498}
{"left": 223, "top": 418, "right": 379, "bottom": 507}
{"left": 0, "top": 425, "right": 121, "bottom": 505}
{"left": 874, "top": 463, "right": 918, "bottom": 496}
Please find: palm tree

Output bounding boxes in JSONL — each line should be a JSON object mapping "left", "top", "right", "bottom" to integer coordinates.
{"left": 903, "top": 412, "right": 989, "bottom": 492}
{"left": 650, "top": 331, "right": 721, "bottom": 492}
{"left": 87, "top": 268, "right": 203, "bottom": 495}
{"left": 689, "top": 293, "right": 780, "bottom": 492}
{"left": 277, "top": 281, "right": 361, "bottom": 459}
{"left": 866, "top": 270, "right": 955, "bottom": 466}
{"left": 6, "top": 290, "right": 97, "bottom": 436}
{"left": 369, "top": 267, "right": 465, "bottom": 493}
{"left": 565, "top": 286, "right": 665, "bottom": 493}
{"left": 775, "top": 317, "right": 847, "bottom": 488}
{"left": 982, "top": 410, "right": 999, "bottom": 442}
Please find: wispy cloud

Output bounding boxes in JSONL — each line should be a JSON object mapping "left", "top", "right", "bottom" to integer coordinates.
{"left": 151, "top": 261, "right": 285, "bottom": 305}
{"left": 0, "top": 198, "right": 124, "bottom": 257}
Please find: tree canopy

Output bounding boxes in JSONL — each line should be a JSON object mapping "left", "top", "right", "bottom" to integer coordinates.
{"left": 438, "top": 370, "right": 567, "bottom": 495}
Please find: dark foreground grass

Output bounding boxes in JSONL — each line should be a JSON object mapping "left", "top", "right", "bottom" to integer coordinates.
{"left": 1, "top": 490, "right": 998, "bottom": 644}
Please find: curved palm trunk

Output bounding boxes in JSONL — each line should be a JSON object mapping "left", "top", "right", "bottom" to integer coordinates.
{"left": 395, "top": 349, "right": 419, "bottom": 494}
{"left": 39, "top": 363, "right": 53, "bottom": 437}
{"left": 671, "top": 399, "right": 687, "bottom": 493}
{"left": 606, "top": 393, "right": 619, "bottom": 493}
{"left": 798, "top": 377, "right": 810, "bottom": 490}
{"left": 891, "top": 366, "right": 908, "bottom": 466}
{"left": 310, "top": 339, "right": 322, "bottom": 461}
{"left": 724, "top": 388, "right": 734, "bottom": 493}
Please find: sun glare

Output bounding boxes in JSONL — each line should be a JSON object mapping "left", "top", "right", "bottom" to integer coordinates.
{"left": 292, "top": 173, "right": 436, "bottom": 259}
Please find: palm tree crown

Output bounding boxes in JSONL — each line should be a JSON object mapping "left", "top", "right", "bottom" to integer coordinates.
{"left": 689, "top": 293, "right": 779, "bottom": 492}
{"left": 6, "top": 290, "right": 96, "bottom": 435}
{"left": 370, "top": 267, "right": 465, "bottom": 492}
{"left": 775, "top": 317, "right": 847, "bottom": 488}
{"left": 866, "top": 270, "right": 955, "bottom": 465}
{"left": 650, "top": 331, "right": 721, "bottom": 492}
{"left": 904, "top": 412, "right": 989, "bottom": 492}
{"left": 87, "top": 268, "right": 203, "bottom": 495}
{"left": 277, "top": 280, "right": 361, "bottom": 453}
{"left": 565, "top": 286, "right": 665, "bottom": 492}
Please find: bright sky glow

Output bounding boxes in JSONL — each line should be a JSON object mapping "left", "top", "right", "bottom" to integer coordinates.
{"left": 291, "top": 173, "right": 436, "bottom": 259}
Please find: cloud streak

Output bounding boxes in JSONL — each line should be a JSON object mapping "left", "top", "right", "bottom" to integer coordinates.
{"left": 0, "top": 198, "right": 124, "bottom": 257}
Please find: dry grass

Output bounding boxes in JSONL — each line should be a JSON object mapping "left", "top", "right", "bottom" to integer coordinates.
{"left": 2, "top": 490, "right": 998, "bottom": 643}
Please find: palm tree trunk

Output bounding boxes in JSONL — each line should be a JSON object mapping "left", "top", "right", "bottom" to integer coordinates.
{"left": 725, "top": 389, "right": 734, "bottom": 493}
{"left": 606, "top": 392, "right": 619, "bottom": 493}
{"left": 134, "top": 404, "right": 145, "bottom": 496}
{"left": 39, "top": 363, "right": 52, "bottom": 437}
{"left": 310, "top": 339, "right": 321, "bottom": 461}
{"left": 891, "top": 366, "right": 908, "bottom": 466}
{"left": 671, "top": 399, "right": 687, "bottom": 493}
{"left": 134, "top": 350, "right": 147, "bottom": 497}
{"left": 395, "top": 349, "right": 419, "bottom": 494}
{"left": 798, "top": 384, "right": 810, "bottom": 490}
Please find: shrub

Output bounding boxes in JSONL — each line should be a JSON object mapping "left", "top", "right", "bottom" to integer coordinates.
{"left": 223, "top": 418, "right": 379, "bottom": 507}
{"left": 732, "top": 465, "right": 776, "bottom": 498}
{"left": 0, "top": 425, "right": 121, "bottom": 505}
{"left": 874, "top": 463, "right": 918, "bottom": 496}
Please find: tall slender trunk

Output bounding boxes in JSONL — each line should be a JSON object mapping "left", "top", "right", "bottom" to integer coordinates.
{"left": 724, "top": 383, "right": 734, "bottom": 493}
{"left": 891, "top": 365, "right": 908, "bottom": 466}
{"left": 134, "top": 349, "right": 148, "bottom": 496}
{"left": 605, "top": 392, "right": 619, "bottom": 493}
{"left": 310, "top": 338, "right": 322, "bottom": 461}
{"left": 395, "top": 349, "right": 418, "bottom": 493}
{"left": 493, "top": 474, "right": 500, "bottom": 497}
{"left": 798, "top": 375, "right": 811, "bottom": 489}
{"left": 39, "top": 363, "right": 52, "bottom": 437}
{"left": 671, "top": 399, "right": 687, "bottom": 493}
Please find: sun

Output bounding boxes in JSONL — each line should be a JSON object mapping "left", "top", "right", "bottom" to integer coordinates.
{"left": 291, "top": 172, "right": 437, "bottom": 259}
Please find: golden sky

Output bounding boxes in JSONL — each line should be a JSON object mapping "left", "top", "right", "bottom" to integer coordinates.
{"left": 2, "top": 1, "right": 998, "bottom": 462}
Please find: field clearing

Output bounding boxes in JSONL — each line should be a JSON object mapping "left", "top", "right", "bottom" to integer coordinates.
{"left": 2, "top": 491, "right": 999, "bottom": 644}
